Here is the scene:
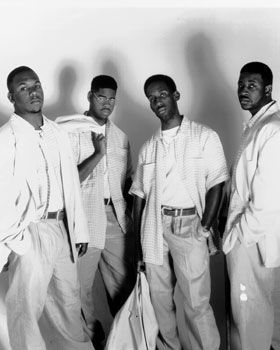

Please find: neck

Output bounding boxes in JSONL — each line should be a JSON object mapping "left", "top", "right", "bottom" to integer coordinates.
{"left": 161, "top": 114, "right": 183, "bottom": 131}
{"left": 86, "top": 110, "right": 107, "bottom": 126}
{"left": 15, "top": 111, "right": 43, "bottom": 130}
{"left": 250, "top": 97, "right": 273, "bottom": 116}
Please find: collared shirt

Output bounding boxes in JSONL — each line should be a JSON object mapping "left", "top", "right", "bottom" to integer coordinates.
{"left": 11, "top": 114, "right": 64, "bottom": 218}
{"left": 130, "top": 116, "right": 228, "bottom": 265}
{"left": 223, "top": 101, "right": 280, "bottom": 266}
{"left": 56, "top": 114, "right": 133, "bottom": 249}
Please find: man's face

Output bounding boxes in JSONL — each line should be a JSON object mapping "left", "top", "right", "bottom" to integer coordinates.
{"left": 237, "top": 72, "right": 270, "bottom": 115}
{"left": 8, "top": 70, "right": 44, "bottom": 114}
{"left": 88, "top": 88, "right": 116, "bottom": 123}
{"left": 146, "top": 81, "right": 178, "bottom": 122}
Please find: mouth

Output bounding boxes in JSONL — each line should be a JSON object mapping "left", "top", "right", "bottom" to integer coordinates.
{"left": 31, "top": 98, "right": 42, "bottom": 104}
{"left": 101, "top": 107, "right": 111, "bottom": 112}
{"left": 157, "top": 106, "right": 166, "bottom": 115}
{"left": 239, "top": 97, "right": 250, "bottom": 103}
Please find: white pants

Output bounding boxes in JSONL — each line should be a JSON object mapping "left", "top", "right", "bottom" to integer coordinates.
{"left": 226, "top": 239, "right": 275, "bottom": 350}
{"left": 78, "top": 205, "right": 135, "bottom": 337}
{"left": 5, "top": 219, "right": 93, "bottom": 350}
{"left": 145, "top": 213, "right": 220, "bottom": 350}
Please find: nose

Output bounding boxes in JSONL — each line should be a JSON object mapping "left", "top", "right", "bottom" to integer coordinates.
{"left": 238, "top": 85, "right": 249, "bottom": 96}
{"left": 29, "top": 86, "right": 38, "bottom": 96}
{"left": 154, "top": 96, "right": 164, "bottom": 106}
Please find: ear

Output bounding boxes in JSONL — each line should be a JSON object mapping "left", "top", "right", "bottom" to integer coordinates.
{"left": 7, "top": 92, "right": 14, "bottom": 103}
{"left": 87, "top": 91, "right": 92, "bottom": 103}
{"left": 265, "top": 84, "right": 272, "bottom": 96}
{"left": 173, "top": 91, "right": 180, "bottom": 101}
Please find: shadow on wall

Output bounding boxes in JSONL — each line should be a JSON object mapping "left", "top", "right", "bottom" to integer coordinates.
{"left": 44, "top": 64, "right": 80, "bottom": 121}
{"left": 186, "top": 32, "right": 242, "bottom": 167}
{"left": 97, "top": 51, "right": 158, "bottom": 164}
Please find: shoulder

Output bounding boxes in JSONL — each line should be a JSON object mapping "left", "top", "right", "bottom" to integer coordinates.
{"left": 0, "top": 119, "right": 14, "bottom": 144}
{"left": 257, "top": 112, "right": 280, "bottom": 139}
{"left": 109, "top": 120, "right": 127, "bottom": 138}
{"left": 108, "top": 120, "right": 129, "bottom": 147}
{"left": 182, "top": 119, "right": 220, "bottom": 146}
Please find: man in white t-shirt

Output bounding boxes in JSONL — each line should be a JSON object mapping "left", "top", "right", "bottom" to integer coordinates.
{"left": 130, "top": 74, "right": 228, "bottom": 350}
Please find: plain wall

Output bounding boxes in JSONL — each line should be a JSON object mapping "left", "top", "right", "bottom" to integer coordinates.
{"left": 1, "top": 3, "right": 280, "bottom": 349}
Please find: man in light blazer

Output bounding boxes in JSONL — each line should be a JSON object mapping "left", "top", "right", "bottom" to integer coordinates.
{"left": 0, "top": 66, "right": 94, "bottom": 350}
{"left": 223, "top": 62, "right": 280, "bottom": 350}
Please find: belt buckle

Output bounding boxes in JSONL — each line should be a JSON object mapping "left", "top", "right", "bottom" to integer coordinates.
{"left": 173, "top": 208, "right": 183, "bottom": 217}
{"left": 56, "top": 209, "right": 62, "bottom": 220}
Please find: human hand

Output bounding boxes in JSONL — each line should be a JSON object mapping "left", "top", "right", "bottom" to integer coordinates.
{"left": 91, "top": 132, "right": 106, "bottom": 156}
{"left": 76, "top": 243, "right": 88, "bottom": 257}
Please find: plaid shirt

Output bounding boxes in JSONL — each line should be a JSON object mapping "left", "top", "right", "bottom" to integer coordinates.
{"left": 130, "top": 116, "right": 229, "bottom": 265}
{"left": 67, "top": 117, "right": 133, "bottom": 249}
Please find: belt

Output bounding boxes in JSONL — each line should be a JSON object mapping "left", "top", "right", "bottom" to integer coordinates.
{"left": 104, "top": 198, "right": 113, "bottom": 205}
{"left": 161, "top": 206, "right": 196, "bottom": 217}
{"left": 45, "top": 209, "right": 65, "bottom": 221}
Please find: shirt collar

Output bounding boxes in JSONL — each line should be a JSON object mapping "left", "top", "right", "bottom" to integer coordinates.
{"left": 245, "top": 100, "right": 277, "bottom": 130}
{"left": 11, "top": 113, "right": 50, "bottom": 136}
{"left": 155, "top": 115, "right": 189, "bottom": 140}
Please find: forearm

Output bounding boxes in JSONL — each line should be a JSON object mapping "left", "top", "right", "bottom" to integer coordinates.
{"left": 201, "top": 182, "right": 224, "bottom": 229}
{"left": 78, "top": 152, "right": 103, "bottom": 183}
{"left": 133, "top": 195, "right": 146, "bottom": 261}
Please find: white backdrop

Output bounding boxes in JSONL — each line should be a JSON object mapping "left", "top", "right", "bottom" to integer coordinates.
{"left": 1, "top": 2, "right": 280, "bottom": 349}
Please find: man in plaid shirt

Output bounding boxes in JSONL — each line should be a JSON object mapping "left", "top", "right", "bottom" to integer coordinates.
{"left": 56, "top": 75, "right": 135, "bottom": 348}
{"left": 130, "top": 74, "right": 228, "bottom": 350}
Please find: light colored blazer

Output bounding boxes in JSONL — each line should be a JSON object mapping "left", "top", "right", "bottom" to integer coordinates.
{"left": 223, "top": 102, "right": 280, "bottom": 267}
{"left": 0, "top": 114, "right": 89, "bottom": 269}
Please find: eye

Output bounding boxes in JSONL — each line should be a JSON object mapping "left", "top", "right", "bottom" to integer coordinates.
{"left": 97, "top": 96, "right": 106, "bottom": 103}
{"left": 148, "top": 96, "right": 156, "bottom": 104}
{"left": 248, "top": 84, "right": 256, "bottom": 90}
{"left": 160, "top": 91, "right": 168, "bottom": 98}
{"left": 19, "top": 86, "right": 27, "bottom": 91}
{"left": 35, "top": 82, "right": 42, "bottom": 89}
{"left": 109, "top": 98, "right": 115, "bottom": 103}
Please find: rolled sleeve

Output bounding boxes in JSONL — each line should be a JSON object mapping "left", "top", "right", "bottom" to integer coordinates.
{"left": 203, "top": 130, "right": 229, "bottom": 189}
{"left": 129, "top": 150, "right": 145, "bottom": 199}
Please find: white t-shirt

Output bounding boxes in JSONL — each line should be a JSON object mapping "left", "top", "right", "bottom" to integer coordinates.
{"left": 161, "top": 126, "right": 194, "bottom": 208}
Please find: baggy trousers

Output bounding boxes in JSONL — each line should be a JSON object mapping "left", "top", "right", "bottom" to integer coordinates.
{"left": 226, "top": 239, "right": 275, "bottom": 350}
{"left": 5, "top": 219, "right": 93, "bottom": 350}
{"left": 145, "top": 212, "right": 220, "bottom": 350}
{"left": 78, "top": 204, "right": 136, "bottom": 337}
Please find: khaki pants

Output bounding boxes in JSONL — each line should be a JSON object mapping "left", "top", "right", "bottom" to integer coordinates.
{"left": 5, "top": 219, "right": 93, "bottom": 350}
{"left": 146, "top": 213, "right": 220, "bottom": 350}
{"left": 78, "top": 205, "right": 136, "bottom": 337}
{"left": 226, "top": 240, "right": 275, "bottom": 350}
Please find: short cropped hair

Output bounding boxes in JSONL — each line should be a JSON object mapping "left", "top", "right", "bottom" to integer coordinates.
{"left": 7, "top": 66, "right": 35, "bottom": 92}
{"left": 144, "top": 74, "right": 177, "bottom": 96}
{"left": 240, "top": 62, "right": 273, "bottom": 86}
{"left": 90, "top": 75, "right": 117, "bottom": 92}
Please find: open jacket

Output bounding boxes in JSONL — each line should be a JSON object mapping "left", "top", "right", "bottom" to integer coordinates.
{"left": 223, "top": 102, "right": 280, "bottom": 267}
{"left": 0, "top": 114, "right": 89, "bottom": 269}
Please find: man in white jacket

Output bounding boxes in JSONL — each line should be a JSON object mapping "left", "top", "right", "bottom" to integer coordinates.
{"left": 223, "top": 61, "right": 280, "bottom": 350}
{"left": 0, "top": 66, "right": 93, "bottom": 350}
